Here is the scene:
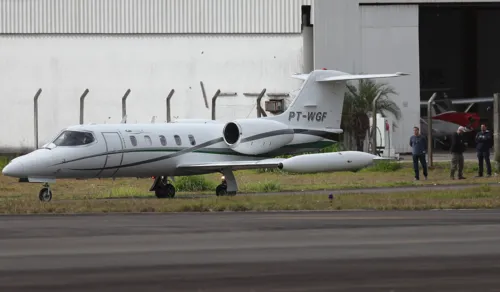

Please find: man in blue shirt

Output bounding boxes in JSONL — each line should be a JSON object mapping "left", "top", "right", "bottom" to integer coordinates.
{"left": 409, "top": 126, "right": 428, "bottom": 180}
{"left": 475, "top": 124, "right": 492, "bottom": 177}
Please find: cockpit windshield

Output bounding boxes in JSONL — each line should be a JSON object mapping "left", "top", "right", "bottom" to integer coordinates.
{"left": 52, "top": 131, "right": 95, "bottom": 146}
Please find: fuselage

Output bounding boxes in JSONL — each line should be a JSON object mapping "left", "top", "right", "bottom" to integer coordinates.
{"left": 2, "top": 121, "right": 334, "bottom": 179}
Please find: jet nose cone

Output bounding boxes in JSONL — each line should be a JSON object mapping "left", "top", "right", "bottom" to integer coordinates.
{"left": 2, "top": 160, "right": 25, "bottom": 177}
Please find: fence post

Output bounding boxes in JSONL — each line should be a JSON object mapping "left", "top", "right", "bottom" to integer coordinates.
{"left": 200, "top": 81, "right": 209, "bottom": 109}
{"left": 166, "top": 89, "right": 175, "bottom": 122}
{"left": 33, "top": 89, "right": 42, "bottom": 150}
{"left": 79, "top": 89, "right": 89, "bottom": 124}
{"left": 427, "top": 92, "right": 437, "bottom": 168}
{"left": 122, "top": 89, "right": 131, "bottom": 123}
{"left": 493, "top": 93, "right": 500, "bottom": 173}
{"left": 256, "top": 88, "right": 267, "bottom": 117}
{"left": 211, "top": 89, "right": 221, "bottom": 120}
{"left": 371, "top": 92, "right": 382, "bottom": 155}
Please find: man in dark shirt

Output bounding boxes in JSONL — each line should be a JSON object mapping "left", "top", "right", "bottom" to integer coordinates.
{"left": 450, "top": 126, "right": 467, "bottom": 180}
{"left": 409, "top": 126, "right": 428, "bottom": 180}
{"left": 475, "top": 124, "right": 492, "bottom": 177}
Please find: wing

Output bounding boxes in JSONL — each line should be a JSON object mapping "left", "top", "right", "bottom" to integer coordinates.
{"left": 317, "top": 72, "right": 409, "bottom": 82}
{"left": 176, "top": 158, "right": 285, "bottom": 172}
{"left": 450, "top": 97, "right": 494, "bottom": 104}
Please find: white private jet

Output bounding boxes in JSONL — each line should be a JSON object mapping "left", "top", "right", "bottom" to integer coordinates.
{"left": 2, "top": 69, "right": 408, "bottom": 202}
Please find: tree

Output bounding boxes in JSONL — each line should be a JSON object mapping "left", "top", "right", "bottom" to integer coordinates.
{"left": 341, "top": 78, "right": 402, "bottom": 151}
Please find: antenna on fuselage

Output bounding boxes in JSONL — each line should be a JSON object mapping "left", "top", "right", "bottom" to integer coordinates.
{"left": 150, "top": 116, "right": 156, "bottom": 123}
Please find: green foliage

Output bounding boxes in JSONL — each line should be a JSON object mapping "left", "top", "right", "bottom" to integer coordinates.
{"left": 341, "top": 78, "right": 402, "bottom": 150}
{"left": 174, "top": 175, "right": 216, "bottom": 192}
{"left": 244, "top": 180, "right": 281, "bottom": 192}
{"left": 319, "top": 143, "right": 345, "bottom": 153}
{"left": 0, "top": 156, "right": 8, "bottom": 171}
{"left": 361, "top": 160, "right": 402, "bottom": 172}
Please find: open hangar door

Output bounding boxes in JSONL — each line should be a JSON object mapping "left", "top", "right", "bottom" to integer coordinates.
{"left": 419, "top": 2, "right": 500, "bottom": 148}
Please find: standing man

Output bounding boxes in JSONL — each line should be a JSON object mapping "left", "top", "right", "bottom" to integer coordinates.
{"left": 409, "top": 126, "right": 428, "bottom": 181}
{"left": 450, "top": 126, "right": 467, "bottom": 180}
{"left": 475, "top": 124, "right": 492, "bottom": 177}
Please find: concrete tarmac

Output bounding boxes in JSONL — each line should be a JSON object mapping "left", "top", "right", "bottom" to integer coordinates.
{"left": 1, "top": 210, "right": 500, "bottom": 291}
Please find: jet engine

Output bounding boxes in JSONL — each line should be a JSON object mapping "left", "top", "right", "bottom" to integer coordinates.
{"left": 222, "top": 118, "right": 294, "bottom": 155}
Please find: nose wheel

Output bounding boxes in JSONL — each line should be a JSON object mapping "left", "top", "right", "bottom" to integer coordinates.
{"left": 39, "top": 184, "right": 52, "bottom": 202}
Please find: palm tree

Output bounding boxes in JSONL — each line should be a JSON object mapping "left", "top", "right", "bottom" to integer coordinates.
{"left": 341, "top": 78, "right": 402, "bottom": 151}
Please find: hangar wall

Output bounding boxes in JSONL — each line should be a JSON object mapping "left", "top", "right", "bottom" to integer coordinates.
{"left": 314, "top": 0, "right": 420, "bottom": 154}
{"left": 0, "top": 34, "right": 305, "bottom": 152}
{"left": 0, "top": 0, "right": 313, "bottom": 152}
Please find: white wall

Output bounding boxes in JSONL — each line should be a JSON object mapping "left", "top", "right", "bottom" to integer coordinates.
{"left": 360, "top": 5, "right": 420, "bottom": 153}
{"left": 314, "top": 0, "right": 420, "bottom": 153}
{"left": 0, "top": 34, "right": 305, "bottom": 152}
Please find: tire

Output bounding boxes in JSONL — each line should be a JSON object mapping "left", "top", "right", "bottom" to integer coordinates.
{"left": 216, "top": 184, "right": 227, "bottom": 196}
{"left": 165, "top": 184, "right": 176, "bottom": 198}
{"left": 155, "top": 184, "right": 176, "bottom": 199}
{"left": 39, "top": 188, "right": 52, "bottom": 202}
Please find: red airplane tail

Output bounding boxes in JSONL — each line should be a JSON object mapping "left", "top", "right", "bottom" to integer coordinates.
{"left": 432, "top": 112, "right": 480, "bottom": 129}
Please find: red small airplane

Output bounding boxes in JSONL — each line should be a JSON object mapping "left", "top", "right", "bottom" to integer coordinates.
{"left": 420, "top": 96, "right": 491, "bottom": 149}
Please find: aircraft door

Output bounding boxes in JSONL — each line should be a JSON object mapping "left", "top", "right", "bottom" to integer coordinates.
{"left": 98, "top": 132, "right": 124, "bottom": 177}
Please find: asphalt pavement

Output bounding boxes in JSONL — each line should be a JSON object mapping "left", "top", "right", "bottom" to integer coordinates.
{"left": 1, "top": 210, "right": 500, "bottom": 291}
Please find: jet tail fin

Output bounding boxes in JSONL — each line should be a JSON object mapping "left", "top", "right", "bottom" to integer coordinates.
{"left": 269, "top": 69, "right": 409, "bottom": 132}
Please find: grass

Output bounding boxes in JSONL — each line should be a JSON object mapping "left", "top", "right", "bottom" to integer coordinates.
{"left": 2, "top": 154, "right": 500, "bottom": 214}
{"left": 0, "top": 156, "right": 499, "bottom": 201}
{"left": 0, "top": 185, "right": 499, "bottom": 214}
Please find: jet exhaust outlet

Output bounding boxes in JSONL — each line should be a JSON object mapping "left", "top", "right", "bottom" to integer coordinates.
{"left": 223, "top": 122, "right": 240, "bottom": 145}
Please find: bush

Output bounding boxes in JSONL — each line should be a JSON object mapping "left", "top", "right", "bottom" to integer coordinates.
{"left": 245, "top": 180, "right": 281, "bottom": 192}
{"left": 0, "top": 156, "right": 10, "bottom": 171}
{"left": 174, "top": 175, "right": 216, "bottom": 192}
{"left": 363, "top": 160, "right": 402, "bottom": 172}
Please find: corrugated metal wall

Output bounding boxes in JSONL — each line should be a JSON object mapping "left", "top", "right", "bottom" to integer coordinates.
{"left": 0, "top": 0, "right": 313, "bottom": 34}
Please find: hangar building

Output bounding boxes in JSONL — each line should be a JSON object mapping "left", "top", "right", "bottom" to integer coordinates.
{"left": 0, "top": 0, "right": 313, "bottom": 152}
{"left": 314, "top": 0, "right": 500, "bottom": 153}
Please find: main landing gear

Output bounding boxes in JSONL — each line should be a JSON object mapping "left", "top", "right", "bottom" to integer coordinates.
{"left": 216, "top": 169, "right": 237, "bottom": 197}
{"left": 39, "top": 183, "right": 53, "bottom": 202}
{"left": 150, "top": 176, "right": 176, "bottom": 199}
{"left": 150, "top": 169, "right": 238, "bottom": 198}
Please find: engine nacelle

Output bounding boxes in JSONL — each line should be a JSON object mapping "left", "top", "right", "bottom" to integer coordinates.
{"left": 278, "top": 151, "right": 378, "bottom": 173}
{"left": 222, "top": 119, "right": 294, "bottom": 155}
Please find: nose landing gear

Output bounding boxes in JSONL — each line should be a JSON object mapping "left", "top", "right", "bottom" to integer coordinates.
{"left": 39, "top": 183, "right": 52, "bottom": 202}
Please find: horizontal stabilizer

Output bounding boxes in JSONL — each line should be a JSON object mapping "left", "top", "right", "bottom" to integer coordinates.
{"left": 291, "top": 73, "right": 310, "bottom": 81}
{"left": 317, "top": 72, "right": 409, "bottom": 82}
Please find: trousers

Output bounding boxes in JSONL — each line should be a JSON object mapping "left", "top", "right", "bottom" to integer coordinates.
{"left": 450, "top": 153, "right": 464, "bottom": 178}
{"left": 412, "top": 154, "right": 428, "bottom": 180}
{"left": 477, "top": 151, "right": 492, "bottom": 176}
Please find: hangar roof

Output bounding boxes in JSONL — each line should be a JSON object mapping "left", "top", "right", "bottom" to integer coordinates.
{"left": 0, "top": 0, "right": 313, "bottom": 34}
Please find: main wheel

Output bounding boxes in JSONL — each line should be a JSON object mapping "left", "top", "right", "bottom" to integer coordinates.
{"left": 215, "top": 184, "right": 227, "bottom": 196}
{"left": 165, "top": 184, "right": 176, "bottom": 198}
{"left": 39, "top": 187, "right": 52, "bottom": 202}
{"left": 155, "top": 184, "right": 176, "bottom": 199}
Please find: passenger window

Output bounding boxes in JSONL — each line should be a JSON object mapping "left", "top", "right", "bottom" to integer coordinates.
{"left": 188, "top": 134, "right": 196, "bottom": 146}
{"left": 159, "top": 135, "right": 167, "bottom": 146}
{"left": 144, "top": 135, "right": 152, "bottom": 146}
{"left": 52, "top": 130, "right": 95, "bottom": 146}
{"left": 174, "top": 135, "right": 182, "bottom": 146}
{"left": 130, "top": 136, "right": 137, "bottom": 146}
